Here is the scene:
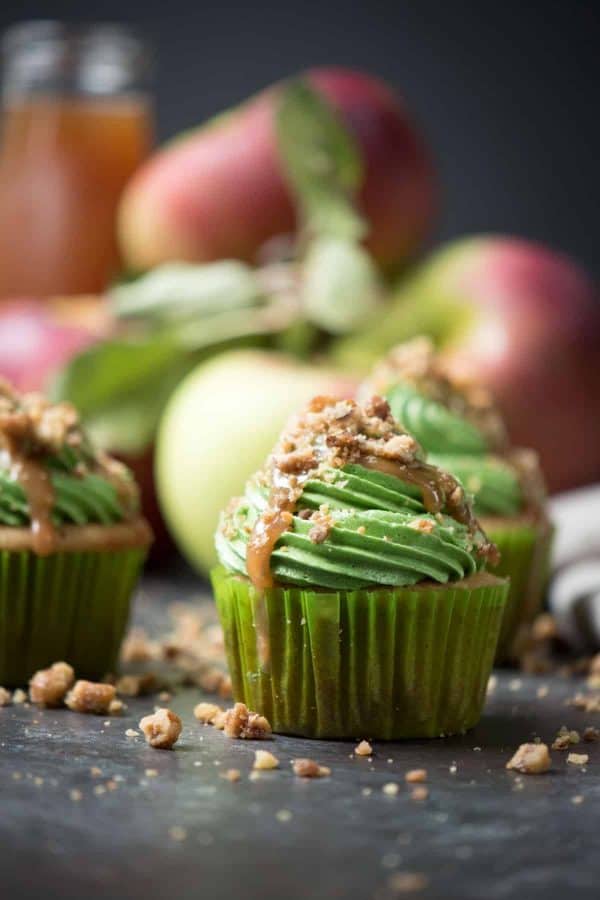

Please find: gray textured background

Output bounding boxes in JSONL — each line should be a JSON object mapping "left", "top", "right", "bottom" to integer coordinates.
{"left": 1, "top": 0, "right": 598, "bottom": 273}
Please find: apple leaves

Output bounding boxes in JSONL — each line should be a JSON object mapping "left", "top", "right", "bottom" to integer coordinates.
{"left": 275, "top": 79, "right": 367, "bottom": 243}
{"left": 275, "top": 80, "right": 381, "bottom": 334}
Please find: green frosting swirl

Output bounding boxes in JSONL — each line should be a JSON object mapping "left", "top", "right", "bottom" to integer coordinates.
{"left": 385, "top": 384, "right": 489, "bottom": 455}
{"left": 217, "top": 463, "right": 484, "bottom": 590}
{"left": 429, "top": 454, "right": 521, "bottom": 518}
{"left": 384, "top": 385, "right": 523, "bottom": 517}
{"left": 0, "top": 446, "right": 135, "bottom": 528}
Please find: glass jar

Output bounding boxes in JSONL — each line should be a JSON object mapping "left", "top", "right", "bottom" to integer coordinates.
{"left": 0, "top": 21, "right": 153, "bottom": 299}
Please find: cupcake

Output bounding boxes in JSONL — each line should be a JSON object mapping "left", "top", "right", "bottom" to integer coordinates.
{"left": 361, "top": 338, "right": 553, "bottom": 661}
{"left": 0, "top": 380, "right": 152, "bottom": 685}
{"left": 212, "top": 395, "right": 507, "bottom": 739}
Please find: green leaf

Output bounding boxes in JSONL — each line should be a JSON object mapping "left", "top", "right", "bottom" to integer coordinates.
{"left": 275, "top": 80, "right": 367, "bottom": 241}
{"left": 111, "top": 260, "right": 264, "bottom": 323}
{"left": 301, "top": 237, "right": 382, "bottom": 334}
{"left": 49, "top": 336, "right": 184, "bottom": 452}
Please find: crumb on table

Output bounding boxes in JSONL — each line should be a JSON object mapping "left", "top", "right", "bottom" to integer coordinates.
{"left": 405, "top": 769, "right": 427, "bottom": 784}
{"left": 65, "top": 680, "right": 116, "bottom": 715}
{"left": 253, "top": 750, "right": 279, "bottom": 770}
{"left": 29, "top": 661, "right": 75, "bottom": 708}
{"left": 0, "top": 686, "right": 11, "bottom": 706}
{"left": 292, "top": 758, "right": 331, "bottom": 778}
{"left": 193, "top": 702, "right": 223, "bottom": 725}
{"left": 139, "top": 708, "right": 182, "bottom": 750}
{"left": 567, "top": 752, "right": 589, "bottom": 766}
{"left": 354, "top": 740, "right": 372, "bottom": 757}
{"left": 221, "top": 702, "right": 271, "bottom": 740}
{"left": 506, "top": 742, "right": 551, "bottom": 774}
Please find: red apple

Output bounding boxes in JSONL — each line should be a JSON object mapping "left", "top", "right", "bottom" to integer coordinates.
{"left": 118, "top": 67, "right": 437, "bottom": 272}
{"left": 334, "top": 236, "right": 600, "bottom": 492}
{"left": 0, "top": 297, "right": 108, "bottom": 392}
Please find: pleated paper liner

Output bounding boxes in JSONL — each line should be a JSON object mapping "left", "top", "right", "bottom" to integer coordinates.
{"left": 212, "top": 567, "right": 508, "bottom": 740}
{"left": 483, "top": 516, "right": 554, "bottom": 664}
{"left": 0, "top": 521, "right": 151, "bottom": 686}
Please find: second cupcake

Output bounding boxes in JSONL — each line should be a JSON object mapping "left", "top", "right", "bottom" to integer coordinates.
{"left": 213, "top": 394, "right": 507, "bottom": 739}
{"left": 360, "top": 338, "right": 553, "bottom": 662}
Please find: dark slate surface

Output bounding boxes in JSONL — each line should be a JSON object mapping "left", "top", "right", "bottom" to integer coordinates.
{"left": 1, "top": 580, "right": 598, "bottom": 900}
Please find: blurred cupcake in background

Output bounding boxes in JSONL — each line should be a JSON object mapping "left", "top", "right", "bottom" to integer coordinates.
{"left": 360, "top": 337, "right": 553, "bottom": 661}
{"left": 212, "top": 395, "right": 507, "bottom": 739}
{"left": 0, "top": 380, "right": 152, "bottom": 685}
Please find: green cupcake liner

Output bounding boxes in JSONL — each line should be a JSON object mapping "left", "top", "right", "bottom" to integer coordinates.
{"left": 484, "top": 518, "right": 554, "bottom": 664}
{"left": 212, "top": 566, "right": 508, "bottom": 740}
{"left": 0, "top": 547, "right": 147, "bottom": 686}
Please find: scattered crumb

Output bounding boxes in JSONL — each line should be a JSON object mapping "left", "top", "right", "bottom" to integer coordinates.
{"left": 120, "top": 627, "right": 159, "bottom": 664}
{"left": 410, "top": 786, "right": 429, "bottom": 801}
{"left": 105, "top": 780, "right": 118, "bottom": 791}
{"left": 108, "top": 698, "right": 124, "bottom": 716}
{"left": 567, "top": 753, "right": 589, "bottom": 766}
{"left": 158, "top": 691, "right": 172, "bottom": 703}
{"left": 65, "top": 680, "right": 116, "bottom": 715}
{"left": 89, "top": 766, "right": 102, "bottom": 777}
{"left": 567, "top": 693, "right": 600, "bottom": 713}
{"left": 292, "top": 758, "right": 331, "bottom": 778}
{"left": 145, "top": 768, "right": 158, "bottom": 777}
{"left": 93, "top": 785, "right": 106, "bottom": 796}
{"left": 572, "top": 795, "right": 585, "bottom": 805}
{"left": 221, "top": 702, "right": 271, "bottom": 740}
{"left": 552, "top": 726, "right": 581, "bottom": 750}
{"left": 69, "top": 788, "right": 82, "bottom": 802}
{"left": 13, "top": 689, "right": 27, "bottom": 704}
{"left": 115, "top": 673, "right": 160, "bottom": 697}
{"left": 0, "top": 686, "right": 11, "bottom": 706}
{"left": 536, "top": 685, "right": 549, "bottom": 699}
{"left": 275, "top": 809, "right": 292, "bottom": 822}
{"left": 387, "top": 871, "right": 429, "bottom": 893}
{"left": 220, "top": 768, "right": 241, "bottom": 783}
{"left": 355, "top": 740, "right": 373, "bottom": 757}
{"left": 361, "top": 787, "right": 372, "bottom": 796}
{"left": 583, "top": 726, "right": 600, "bottom": 742}
{"left": 486, "top": 675, "right": 497, "bottom": 694}
{"left": 506, "top": 743, "right": 551, "bottom": 774}
{"left": 405, "top": 769, "right": 427, "bottom": 784}
{"left": 193, "top": 702, "right": 222, "bottom": 725}
{"left": 168, "top": 825, "right": 187, "bottom": 842}
{"left": 125, "top": 728, "right": 139, "bottom": 738}
{"left": 449, "top": 764, "right": 457, "bottom": 774}
{"left": 29, "top": 661, "right": 74, "bottom": 707}
{"left": 508, "top": 678, "right": 522, "bottom": 692}
{"left": 253, "top": 750, "right": 279, "bottom": 771}
{"left": 382, "top": 782, "right": 399, "bottom": 796}
{"left": 139, "top": 708, "right": 182, "bottom": 750}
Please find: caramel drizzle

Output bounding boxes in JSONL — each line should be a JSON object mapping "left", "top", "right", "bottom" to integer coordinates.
{"left": 10, "top": 453, "right": 57, "bottom": 556}
{"left": 246, "top": 453, "right": 499, "bottom": 592}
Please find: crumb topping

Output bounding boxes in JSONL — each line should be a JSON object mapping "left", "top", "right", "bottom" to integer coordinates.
{"left": 0, "top": 380, "right": 139, "bottom": 554}
{"left": 243, "top": 395, "right": 498, "bottom": 590}
{"left": 363, "top": 338, "right": 508, "bottom": 450}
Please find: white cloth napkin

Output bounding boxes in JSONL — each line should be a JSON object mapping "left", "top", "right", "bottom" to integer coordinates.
{"left": 549, "top": 484, "right": 600, "bottom": 650}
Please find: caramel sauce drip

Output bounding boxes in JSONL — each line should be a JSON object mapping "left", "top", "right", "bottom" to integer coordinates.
{"left": 247, "top": 500, "right": 294, "bottom": 591}
{"left": 11, "top": 455, "right": 57, "bottom": 555}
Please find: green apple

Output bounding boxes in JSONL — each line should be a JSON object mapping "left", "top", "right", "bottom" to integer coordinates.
{"left": 155, "top": 349, "right": 357, "bottom": 574}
